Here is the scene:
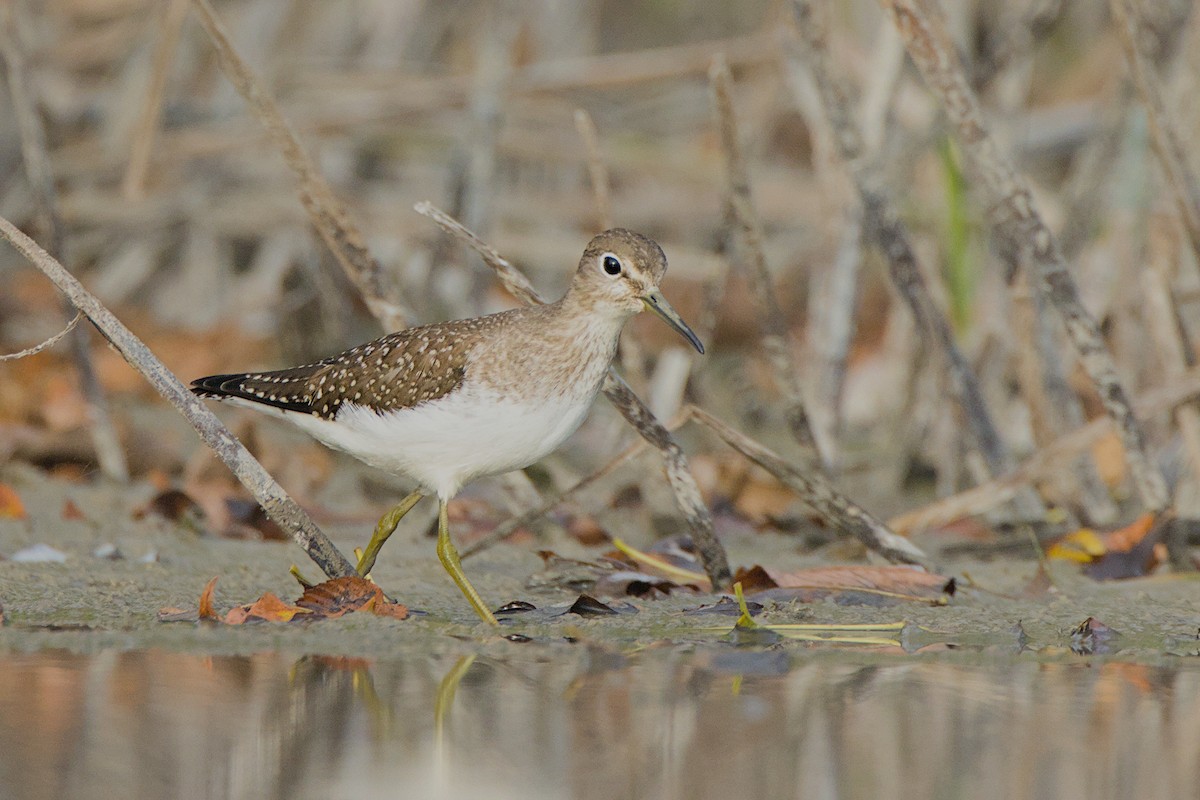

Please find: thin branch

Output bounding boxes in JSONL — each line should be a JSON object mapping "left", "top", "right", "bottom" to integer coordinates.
{"left": 573, "top": 108, "right": 612, "bottom": 230}
{"left": 0, "top": 1, "right": 128, "bottom": 482}
{"left": 1111, "top": 0, "right": 1200, "bottom": 265}
{"left": 788, "top": 0, "right": 1018, "bottom": 484}
{"left": 709, "top": 55, "right": 824, "bottom": 466}
{"left": 0, "top": 311, "right": 81, "bottom": 361}
{"left": 0, "top": 215, "right": 357, "bottom": 580}
{"left": 122, "top": 0, "right": 189, "bottom": 200}
{"left": 689, "top": 405, "right": 931, "bottom": 568}
{"left": 188, "top": 0, "right": 410, "bottom": 331}
{"left": 889, "top": 364, "right": 1200, "bottom": 535}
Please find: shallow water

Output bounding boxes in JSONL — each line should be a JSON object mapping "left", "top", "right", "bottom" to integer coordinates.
{"left": 2, "top": 646, "right": 1198, "bottom": 800}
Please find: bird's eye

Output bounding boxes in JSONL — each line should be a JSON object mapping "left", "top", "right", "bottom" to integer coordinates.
{"left": 602, "top": 255, "right": 622, "bottom": 275}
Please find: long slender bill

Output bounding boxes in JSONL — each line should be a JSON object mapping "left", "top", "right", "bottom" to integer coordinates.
{"left": 642, "top": 289, "right": 704, "bottom": 354}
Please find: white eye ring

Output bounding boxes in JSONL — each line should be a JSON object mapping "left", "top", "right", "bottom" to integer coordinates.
{"left": 601, "top": 253, "right": 622, "bottom": 276}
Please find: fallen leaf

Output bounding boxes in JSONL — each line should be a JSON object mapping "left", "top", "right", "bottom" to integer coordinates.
{"left": 198, "top": 577, "right": 220, "bottom": 621}
{"left": 224, "top": 592, "right": 311, "bottom": 624}
{"left": 1048, "top": 513, "right": 1165, "bottom": 579}
{"left": 0, "top": 484, "right": 25, "bottom": 519}
{"left": 593, "top": 570, "right": 682, "bottom": 598}
{"left": 1070, "top": 617, "right": 1120, "bottom": 655}
{"left": 608, "top": 537, "right": 709, "bottom": 587}
{"left": 733, "top": 564, "right": 955, "bottom": 604}
{"left": 296, "top": 575, "right": 407, "bottom": 620}
{"left": 136, "top": 489, "right": 210, "bottom": 535}
{"left": 223, "top": 499, "right": 288, "bottom": 541}
{"left": 566, "top": 594, "right": 623, "bottom": 617}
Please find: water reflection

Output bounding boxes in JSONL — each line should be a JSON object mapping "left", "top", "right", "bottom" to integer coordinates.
{"left": 1, "top": 647, "right": 1198, "bottom": 800}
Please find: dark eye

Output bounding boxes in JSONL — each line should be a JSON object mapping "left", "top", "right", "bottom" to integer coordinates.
{"left": 602, "top": 255, "right": 622, "bottom": 275}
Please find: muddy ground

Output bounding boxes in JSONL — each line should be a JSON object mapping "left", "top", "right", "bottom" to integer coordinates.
{"left": 2, "top": 450, "right": 1198, "bottom": 664}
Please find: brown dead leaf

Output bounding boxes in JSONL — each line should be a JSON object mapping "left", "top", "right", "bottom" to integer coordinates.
{"left": 224, "top": 592, "right": 311, "bottom": 625}
{"left": 296, "top": 575, "right": 408, "bottom": 620}
{"left": 1047, "top": 513, "right": 1165, "bottom": 580}
{"left": 164, "top": 576, "right": 408, "bottom": 626}
{"left": 197, "top": 577, "right": 220, "bottom": 621}
{"left": 734, "top": 564, "right": 955, "bottom": 604}
{"left": 0, "top": 484, "right": 25, "bottom": 519}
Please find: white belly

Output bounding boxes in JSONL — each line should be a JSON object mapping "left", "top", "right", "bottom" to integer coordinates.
{"left": 285, "top": 385, "right": 597, "bottom": 498}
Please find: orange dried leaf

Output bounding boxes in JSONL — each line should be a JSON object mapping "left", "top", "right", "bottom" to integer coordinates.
{"left": 371, "top": 597, "right": 409, "bottom": 620}
{"left": 0, "top": 484, "right": 26, "bottom": 519}
{"left": 224, "top": 592, "right": 310, "bottom": 624}
{"left": 296, "top": 575, "right": 388, "bottom": 619}
{"left": 1103, "top": 513, "right": 1157, "bottom": 552}
{"left": 198, "top": 577, "right": 220, "bottom": 620}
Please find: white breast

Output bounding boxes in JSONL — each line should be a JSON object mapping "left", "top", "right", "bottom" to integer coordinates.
{"left": 285, "top": 383, "right": 599, "bottom": 498}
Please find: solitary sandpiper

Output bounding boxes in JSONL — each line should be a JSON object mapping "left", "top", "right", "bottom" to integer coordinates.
{"left": 192, "top": 229, "right": 703, "bottom": 625}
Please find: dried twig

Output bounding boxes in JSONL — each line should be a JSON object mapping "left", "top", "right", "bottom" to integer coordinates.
{"left": 0, "top": 1, "right": 128, "bottom": 482}
{"left": 0, "top": 311, "right": 81, "bottom": 361}
{"left": 188, "top": 0, "right": 410, "bottom": 331}
{"left": 0, "top": 216, "right": 357, "bottom": 579}
{"left": 878, "top": 0, "right": 1169, "bottom": 514}
{"left": 1111, "top": 0, "right": 1200, "bottom": 265}
{"left": 688, "top": 405, "right": 930, "bottom": 567}
{"left": 122, "top": 0, "right": 188, "bottom": 200}
{"left": 573, "top": 108, "right": 648, "bottom": 391}
{"left": 890, "top": 365, "right": 1200, "bottom": 535}
{"left": 709, "top": 55, "right": 824, "bottom": 466}
{"left": 574, "top": 109, "right": 612, "bottom": 230}
{"left": 788, "top": 1, "right": 1019, "bottom": 486}
{"left": 415, "top": 201, "right": 732, "bottom": 589}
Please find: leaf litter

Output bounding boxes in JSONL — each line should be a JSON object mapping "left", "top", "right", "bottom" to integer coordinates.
{"left": 159, "top": 575, "right": 408, "bottom": 625}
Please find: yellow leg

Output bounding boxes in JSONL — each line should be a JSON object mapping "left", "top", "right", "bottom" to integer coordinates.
{"left": 357, "top": 490, "right": 424, "bottom": 576}
{"left": 435, "top": 498, "right": 499, "bottom": 625}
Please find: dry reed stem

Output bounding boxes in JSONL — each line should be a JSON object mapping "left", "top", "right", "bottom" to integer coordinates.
{"left": 121, "top": 0, "right": 188, "bottom": 200}
{"left": 0, "top": 216, "right": 357, "bottom": 579}
{"left": 573, "top": 109, "right": 612, "bottom": 231}
{"left": 574, "top": 108, "right": 647, "bottom": 390}
{"left": 1009, "top": 276, "right": 1117, "bottom": 524}
{"left": 0, "top": 0, "right": 128, "bottom": 482}
{"left": 889, "top": 364, "right": 1200, "bottom": 535}
{"left": 789, "top": 0, "right": 1016, "bottom": 484}
{"left": 1111, "top": 0, "right": 1200, "bottom": 264}
{"left": 709, "top": 55, "right": 824, "bottom": 467}
{"left": 879, "top": 0, "right": 1169, "bottom": 514}
{"left": 1143, "top": 267, "right": 1200, "bottom": 568}
{"left": 687, "top": 405, "right": 930, "bottom": 567}
{"left": 189, "top": 0, "right": 410, "bottom": 332}
{"left": 415, "top": 201, "right": 731, "bottom": 589}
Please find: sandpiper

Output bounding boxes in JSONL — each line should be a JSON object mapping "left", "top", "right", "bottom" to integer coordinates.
{"left": 192, "top": 229, "right": 703, "bottom": 625}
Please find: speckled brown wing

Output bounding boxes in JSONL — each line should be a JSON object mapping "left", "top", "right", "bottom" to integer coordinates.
{"left": 191, "top": 312, "right": 518, "bottom": 419}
